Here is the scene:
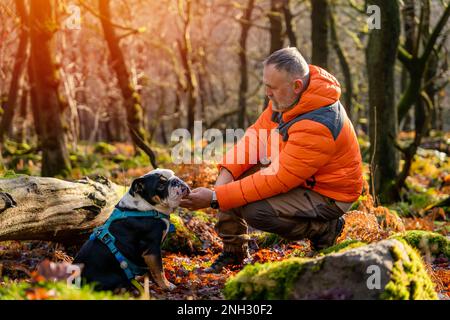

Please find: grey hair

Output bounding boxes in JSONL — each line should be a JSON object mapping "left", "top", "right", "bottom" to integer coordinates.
{"left": 263, "top": 47, "right": 309, "bottom": 79}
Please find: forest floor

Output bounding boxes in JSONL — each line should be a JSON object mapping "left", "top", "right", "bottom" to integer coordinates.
{"left": 0, "top": 131, "right": 449, "bottom": 300}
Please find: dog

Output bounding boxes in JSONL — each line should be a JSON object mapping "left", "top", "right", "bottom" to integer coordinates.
{"left": 73, "top": 169, "right": 190, "bottom": 292}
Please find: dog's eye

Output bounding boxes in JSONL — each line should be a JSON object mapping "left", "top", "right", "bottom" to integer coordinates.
{"left": 157, "top": 175, "right": 168, "bottom": 191}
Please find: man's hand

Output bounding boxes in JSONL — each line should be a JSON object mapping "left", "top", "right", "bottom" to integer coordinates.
{"left": 179, "top": 187, "right": 213, "bottom": 210}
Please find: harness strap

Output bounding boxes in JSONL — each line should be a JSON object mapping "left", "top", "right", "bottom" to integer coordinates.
{"left": 89, "top": 208, "right": 172, "bottom": 280}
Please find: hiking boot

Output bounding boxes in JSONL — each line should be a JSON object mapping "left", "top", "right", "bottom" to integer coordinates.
{"left": 311, "top": 217, "right": 345, "bottom": 251}
{"left": 204, "top": 249, "right": 251, "bottom": 273}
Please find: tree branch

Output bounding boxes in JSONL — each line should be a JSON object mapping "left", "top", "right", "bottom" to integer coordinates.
{"left": 420, "top": 3, "right": 450, "bottom": 64}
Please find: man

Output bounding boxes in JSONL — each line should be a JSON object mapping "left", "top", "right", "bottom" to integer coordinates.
{"left": 180, "top": 47, "right": 363, "bottom": 273}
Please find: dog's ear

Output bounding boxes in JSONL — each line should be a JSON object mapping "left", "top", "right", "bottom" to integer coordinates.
{"left": 129, "top": 177, "right": 146, "bottom": 197}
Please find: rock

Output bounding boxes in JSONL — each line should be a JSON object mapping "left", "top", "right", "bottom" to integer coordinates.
{"left": 224, "top": 239, "right": 438, "bottom": 300}
{"left": 162, "top": 210, "right": 221, "bottom": 255}
{"left": 162, "top": 214, "right": 202, "bottom": 254}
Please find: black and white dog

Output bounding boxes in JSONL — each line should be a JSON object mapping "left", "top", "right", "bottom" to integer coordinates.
{"left": 73, "top": 169, "right": 190, "bottom": 292}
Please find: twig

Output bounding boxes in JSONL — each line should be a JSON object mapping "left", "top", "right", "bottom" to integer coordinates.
{"left": 370, "top": 106, "right": 378, "bottom": 206}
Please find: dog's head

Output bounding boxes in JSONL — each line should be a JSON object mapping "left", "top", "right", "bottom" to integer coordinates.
{"left": 127, "top": 169, "right": 190, "bottom": 211}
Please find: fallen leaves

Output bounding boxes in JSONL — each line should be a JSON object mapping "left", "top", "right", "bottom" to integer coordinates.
{"left": 25, "top": 287, "right": 56, "bottom": 300}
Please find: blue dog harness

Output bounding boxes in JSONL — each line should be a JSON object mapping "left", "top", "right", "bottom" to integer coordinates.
{"left": 89, "top": 207, "right": 175, "bottom": 280}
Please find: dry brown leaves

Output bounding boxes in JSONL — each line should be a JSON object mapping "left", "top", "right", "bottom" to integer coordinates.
{"left": 166, "top": 163, "right": 218, "bottom": 189}
{"left": 337, "top": 181, "right": 406, "bottom": 243}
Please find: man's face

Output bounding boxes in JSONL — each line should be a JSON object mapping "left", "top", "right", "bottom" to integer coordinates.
{"left": 263, "top": 64, "right": 301, "bottom": 112}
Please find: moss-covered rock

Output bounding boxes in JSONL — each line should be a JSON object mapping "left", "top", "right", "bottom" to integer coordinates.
{"left": 380, "top": 239, "right": 438, "bottom": 300}
{"left": 224, "top": 239, "right": 437, "bottom": 300}
{"left": 223, "top": 258, "right": 311, "bottom": 300}
{"left": 162, "top": 214, "right": 203, "bottom": 254}
{"left": 390, "top": 230, "right": 450, "bottom": 259}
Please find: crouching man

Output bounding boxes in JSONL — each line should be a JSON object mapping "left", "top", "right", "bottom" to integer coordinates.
{"left": 180, "top": 47, "right": 363, "bottom": 273}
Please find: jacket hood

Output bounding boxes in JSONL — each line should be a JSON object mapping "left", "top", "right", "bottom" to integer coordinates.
{"left": 271, "top": 65, "right": 341, "bottom": 122}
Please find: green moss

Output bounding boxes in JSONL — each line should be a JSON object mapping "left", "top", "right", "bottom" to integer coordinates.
{"left": 162, "top": 214, "right": 202, "bottom": 254}
{"left": 390, "top": 230, "right": 450, "bottom": 258}
{"left": 189, "top": 210, "right": 217, "bottom": 224}
{"left": 319, "top": 240, "right": 367, "bottom": 255}
{"left": 252, "top": 232, "right": 289, "bottom": 248}
{"left": 0, "top": 279, "right": 131, "bottom": 300}
{"left": 380, "top": 240, "right": 438, "bottom": 300}
{"left": 0, "top": 170, "right": 24, "bottom": 179}
{"left": 94, "top": 142, "right": 117, "bottom": 155}
{"left": 223, "top": 258, "right": 310, "bottom": 300}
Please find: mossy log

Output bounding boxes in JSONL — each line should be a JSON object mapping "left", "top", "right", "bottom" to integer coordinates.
{"left": 224, "top": 239, "right": 437, "bottom": 300}
{"left": 0, "top": 175, "right": 121, "bottom": 244}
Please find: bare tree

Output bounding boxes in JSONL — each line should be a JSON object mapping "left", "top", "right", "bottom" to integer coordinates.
{"left": 268, "top": 0, "right": 284, "bottom": 54}
{"left": 177, "top": 0, "right": 198, "bottom": 135}
{"left": 238, "top": 0, "right": 255, "bottom": 129}
{"left": 0, "top": 0, "right": 29, "bottom": 143}
{"left": 98, "top": 0, "right": 157, "bottom": 168}
{"left": 29, "top": 0, "right": 71, "bottom": 177}
{"left": 397, "top": 1, "right": 450, "bottom": 122}
{"left": 329, "top": 5, "right": 353, "bottom": 120}
{"left": 394, "top": 0, "right": 450, "bottom": 196}
{"left": 283, "top": 0, "right": 297, "bottom": 47}
{"left": 366, "top": 0, "right": 400, "bottom": 203}
{"left": 311, "top": 0, "right": 329, "bottom": 68}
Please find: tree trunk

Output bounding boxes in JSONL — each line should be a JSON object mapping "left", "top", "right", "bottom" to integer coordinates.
{"left": 27, "top": 50, "right": 40, "bottom": 139}
{"left": 0, "top": 176, "right": 120, "bottom": 244}
{"left": 329, "top": 7, "right": 353, "bottom": 121}
{"left": 98, "top": 0, "right": 157, "bottom": 168}
{"left": 311, "top": 0, "right": 329, "bottom": 69}
{"left": 394, "top": 0, "right": 436, "bottom": 195}
{"left": 177, "top": 0, "right": 197, "bottom": 135}
{"left": 264, "top": 0, "right": 284, "bottom": 108}
{"left": 238, "top": 0, "right": 255, "bottom": 129}
{"left": 283, "top": 0, "right": 297, "bottom": 47}
{"left": 397, "top": 3, "right": 450, "bottom": 123}
{"left": 268, "top": 0, "right": 284, "bottom": 54}
{"left": 400, "top": 0, "right": 416, "bottom": 131}
{"left": 366, "top": 0, "right": 400, "bottom": 203}
{"left": 16, "top": 86, "right": 29, "bottom": 143}
{"left": 29, "top": 0, "right": 71, "bottom": 177}
{"left": 0, "top": 0, "right": 29, "bottom": 143}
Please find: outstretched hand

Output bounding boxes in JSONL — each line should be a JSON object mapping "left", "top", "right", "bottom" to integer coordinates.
{"left": 179, "top": 187, "right": 213, "bottom": 211}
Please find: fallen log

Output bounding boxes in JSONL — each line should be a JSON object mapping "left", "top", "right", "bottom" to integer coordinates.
{"left": 0, "top": 175, "right": 122, "bottom": 244}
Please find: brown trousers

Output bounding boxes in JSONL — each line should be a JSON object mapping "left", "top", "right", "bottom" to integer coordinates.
{"left": 215, "top": 165, "right": 352, "bottom": 252}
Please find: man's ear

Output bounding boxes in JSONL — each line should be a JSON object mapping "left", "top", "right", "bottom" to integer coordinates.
{"left": 293, "top": 79, "right": 304, "bottom": 93}
{"left": 130, "top": 178, "right": 145, "bottom": 197}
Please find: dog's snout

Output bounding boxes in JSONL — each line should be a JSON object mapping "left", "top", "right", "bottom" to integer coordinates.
{"left": 170, "top": 177, "right": 191, "bottom": 196}
{"left": 181, "top": 183, "right": 190, "bottom": 196}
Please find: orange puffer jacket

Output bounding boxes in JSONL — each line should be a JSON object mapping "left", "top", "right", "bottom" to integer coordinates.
{"left": 215, "top": 65, "right": 363, "bottom": 211}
